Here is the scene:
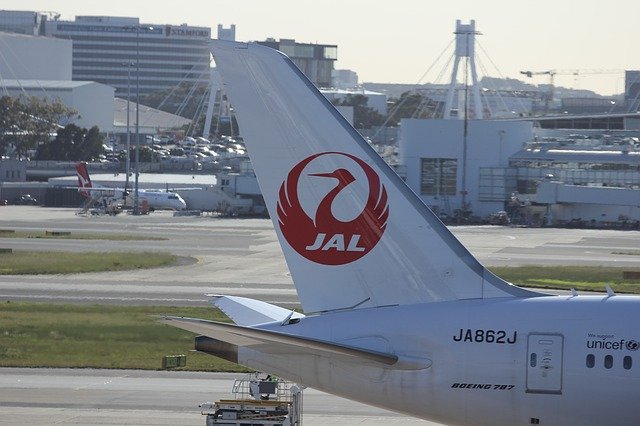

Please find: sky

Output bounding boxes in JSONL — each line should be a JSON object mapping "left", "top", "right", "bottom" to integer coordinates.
{"left": 3, "top": 0, "right": 639, "bottom": 95}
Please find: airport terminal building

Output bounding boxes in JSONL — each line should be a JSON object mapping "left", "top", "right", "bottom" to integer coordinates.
{"left": 400, "top": 117, "right": 640, "bottom": 226}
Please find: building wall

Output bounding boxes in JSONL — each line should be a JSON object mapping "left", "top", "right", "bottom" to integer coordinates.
{"left": 548, "top": 203, "right": 640, "bottom": 224}
{"left": 536, "top": 181, "right": 640, "bottom": 223}
{"left": 0, "top": 160, "right": 27, "bottom": 182}
{"left": 332, "top": 69, "right": 358, "bottom": 89}
{"left": 625, "top": 71, "right": 640, "bottom": 104}
{"left": 400, "top": 119, "right": 532, "bottom": 217}
{"left": 0, "top": 32, "right": 71, "bottom": 80}
{"left": 3, "top": 82, "right": 115, "bottom": 131}
{"left": 73, "top": 83, "right": 116, "bottom": 131}
{"left": 625, "top": 117, "right": 640, "bottom": 130}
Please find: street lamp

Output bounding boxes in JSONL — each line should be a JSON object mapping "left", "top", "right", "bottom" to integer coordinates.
{"left": 132, "top": 24, "right": 154, "bottom": 215}
{"left": 133, "top": 26, "right": 141, "bottom": 215}
{"left": 122, "top": 61, "right": 134, "bottom": 204}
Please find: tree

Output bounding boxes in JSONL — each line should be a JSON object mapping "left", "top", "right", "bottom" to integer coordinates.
{"left": 386, "top": 92, "right": 442, "bottom": 125}
{"left": 0, "top": 96, "right": 22, "bottom": 157}
{"left": 0, "top": 95, "right": 77, "bottom": 158}
{"left": 140, "top": 82, "right": 209, "bottom": 120}
{"left": 35, "top": 124, "right": 104, "bottom": 161}
{"left": 332, "top": 94, "right": 386, "bottom": 129}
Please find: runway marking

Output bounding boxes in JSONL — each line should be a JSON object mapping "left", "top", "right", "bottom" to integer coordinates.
{"left": 0, "top": 294, "right": 209, "bottom": 303}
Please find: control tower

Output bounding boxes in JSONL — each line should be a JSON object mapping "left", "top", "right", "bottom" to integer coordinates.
{"left": 443, "top": 20, "right": 484, "bottom": 120}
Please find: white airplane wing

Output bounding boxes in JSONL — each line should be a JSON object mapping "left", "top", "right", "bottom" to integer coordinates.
{"left": 211, "top": 41, "right": 537, "bottom": 314}
{"left": 160, "top": 316, "right": 398, "bottom": 366}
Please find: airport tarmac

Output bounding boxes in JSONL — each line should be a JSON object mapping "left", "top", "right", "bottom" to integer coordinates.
{"left": 1, "top": 206, "right": 639, "bottom": 307}
{"left": 1, "top": 206, "right": 639, "bottom": 425}
{"left": 0, "top": 368, "right": 436, "bottom": 425}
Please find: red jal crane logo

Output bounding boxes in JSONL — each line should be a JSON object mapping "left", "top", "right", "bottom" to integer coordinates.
{"left": 277, "top": 152, "right": 389, "bottom": 265}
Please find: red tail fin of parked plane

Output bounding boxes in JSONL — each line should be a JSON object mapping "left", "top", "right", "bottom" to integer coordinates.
{"left": 76, "top": 162, "right": 92, "bottom": 198}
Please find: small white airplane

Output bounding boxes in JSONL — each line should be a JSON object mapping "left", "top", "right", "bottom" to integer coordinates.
{"left": 163, "top": 41, "right": 640, "bottom": 425}
{"left": 76, "top": 162, "right": 187, "bottom": 211}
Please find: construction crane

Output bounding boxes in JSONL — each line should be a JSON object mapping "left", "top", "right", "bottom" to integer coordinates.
{"left": 520, "top": 70, "right": 562, "bottom": 114}
{"left": 520, "top": 69, "right": 623, "bottom": 114}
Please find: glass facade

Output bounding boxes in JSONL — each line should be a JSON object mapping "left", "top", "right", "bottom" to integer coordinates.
{"left": 43, "top": 17, "right": 211, "bottom": 97}
{"left": 510, "top": 160, "right": 640, "bottom": 193}
{"left": 323, "top": 46, "right": 338, "bottom": 60}
{"left": 479, "top": 168, "right": 517, "bottom": 201}
{"left": 420, "top": 158, "right": 457, "bottom": 196}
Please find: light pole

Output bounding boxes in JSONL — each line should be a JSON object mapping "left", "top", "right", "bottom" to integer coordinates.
{"left": 133, "top": 26, "right": 140, "bottom": 215}
{"left": 132, "top": 25, "right": 153, "bottom": 214}
{"left": 123, "top": 61, "right": 134, "bottom": 204}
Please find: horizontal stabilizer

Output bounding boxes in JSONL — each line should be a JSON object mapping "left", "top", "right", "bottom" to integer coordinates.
{"left": 161, "top": 316, "right": 398, "bottom": 366}
{"left": 208, "top": 295, "right": 305, "bottom": 326}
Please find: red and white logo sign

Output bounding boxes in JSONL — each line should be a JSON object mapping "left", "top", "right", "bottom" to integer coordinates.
{"left": 277, "top": 152, "right": 389, "bottom": 265}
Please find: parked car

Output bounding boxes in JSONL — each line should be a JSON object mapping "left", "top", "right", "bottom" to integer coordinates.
{"left": 487, "top": 210, "right": 510, "bottom": 226}
{"left": 14, "top": 194, "right": 38, "bottom": 205}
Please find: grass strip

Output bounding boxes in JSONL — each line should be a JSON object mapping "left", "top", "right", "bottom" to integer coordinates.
{"left": 489, "top": 265, "right": 640, "bottom": 293}
{"left": 0, "top": 302, "right": 247, "bottom": 372}
{"left": 0, "top": 251, "right": 180, "bottom": 275}
{"left": 0, "top": 229, "right": 165, "bottom": 241}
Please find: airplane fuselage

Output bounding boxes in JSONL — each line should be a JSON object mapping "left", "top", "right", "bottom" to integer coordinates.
{"left": 134, "top": 191, "right": 187, "bottom": 210}
{"left": 243, "top": 295, "right": 640, "bottom": 426}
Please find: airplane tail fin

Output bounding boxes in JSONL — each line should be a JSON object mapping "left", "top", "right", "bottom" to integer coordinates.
{"left": 211, "top": 41, "right": 537, "bottom": 314}
{"left": 76, "top": 162, "right": 92, "bottom": 198}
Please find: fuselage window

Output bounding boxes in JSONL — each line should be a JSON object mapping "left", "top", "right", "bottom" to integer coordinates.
{"left": 624, "top": 356, "right": 632, "bottom": 370}
{"left": 586, "top": 354, "right": 595, "bottom": 368}
{"left": 604, "top": 354, "right": 613, "bottom": 369}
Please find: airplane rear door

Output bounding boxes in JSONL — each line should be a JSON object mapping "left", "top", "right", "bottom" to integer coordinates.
{"left": 526, "top": 333, "right": 564, "bottom": 394}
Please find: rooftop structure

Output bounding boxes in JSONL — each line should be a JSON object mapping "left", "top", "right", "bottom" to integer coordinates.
{"left": 217, "top": 24, "right": 236, "bottom": 41}
{"left": 113, "top": 97, "right": 191, "bottom": 134}
{"left": 0, "top": 10, "right": 52, "bottom": 35}
{"left": 256, "top": 38, "right": 337, "bottom": 87}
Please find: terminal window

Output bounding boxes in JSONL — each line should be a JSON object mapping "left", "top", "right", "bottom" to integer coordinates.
{"left": 420, "top": 158, "right": 457, "bottom": 196}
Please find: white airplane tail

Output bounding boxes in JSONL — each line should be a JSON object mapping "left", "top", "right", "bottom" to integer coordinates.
{"left": 211, "top": 41, "right": 536, "bottom": 314}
